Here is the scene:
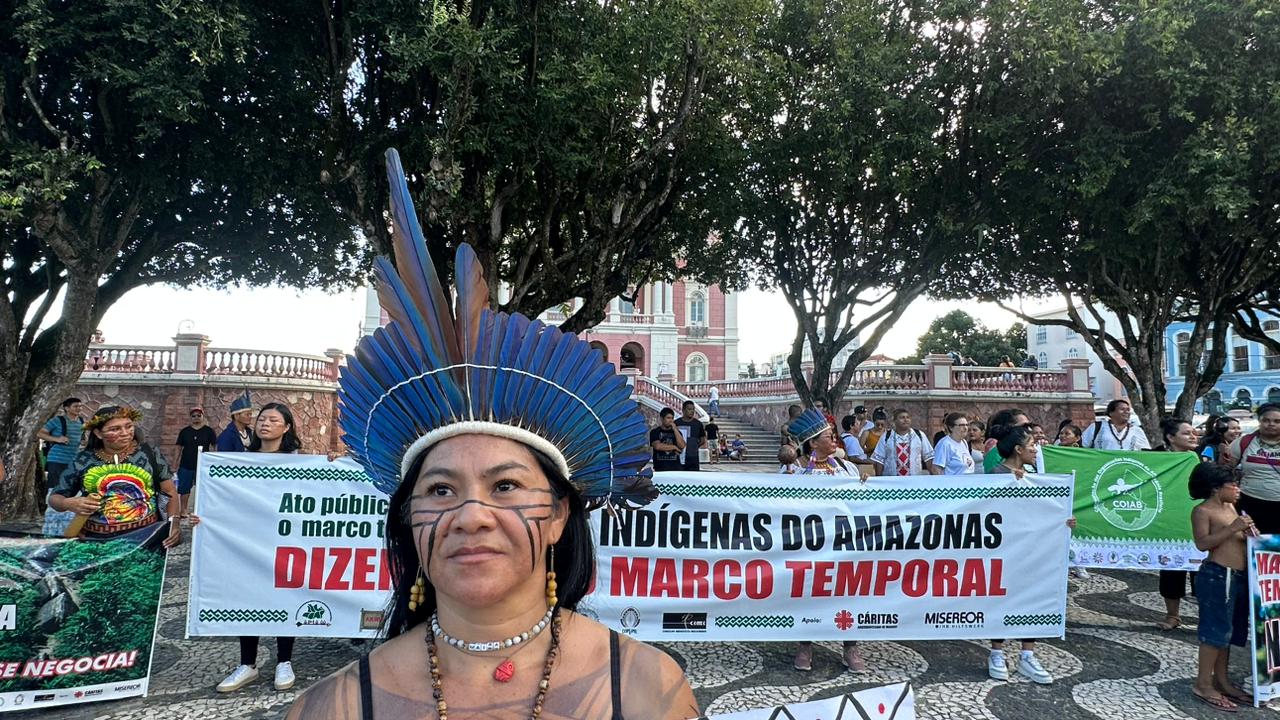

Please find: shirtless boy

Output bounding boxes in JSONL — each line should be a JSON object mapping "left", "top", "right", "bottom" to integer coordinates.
{"left": 1189, "top": 462, "right": 1256, "bottom": 711}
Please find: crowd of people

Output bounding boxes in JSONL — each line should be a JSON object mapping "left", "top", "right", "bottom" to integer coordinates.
{"left": 644, "top": 395, "right": 1280, "bottom": 705}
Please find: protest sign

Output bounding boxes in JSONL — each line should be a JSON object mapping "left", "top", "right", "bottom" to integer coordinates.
{"left": 582, "top": 471, "right": 1072, "bottom": 641}
{"left": 703, "top": 682, "right": 913, "bottom": 719}
{"left": 1042, "top": 446, "right": 1203, "bottom": 571}
{"left": 187, "top": 453, "right": 392, "bottom": 638}
{"left": 0, "top": 526, "right": 167, "bottom": 712}
{"left": 1249, "top": 535, "right": 1280, "bottom": 707}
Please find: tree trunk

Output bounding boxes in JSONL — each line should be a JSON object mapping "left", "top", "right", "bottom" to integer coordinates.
{"left": 0, "top": 269, "right": 102, "bottom": 519}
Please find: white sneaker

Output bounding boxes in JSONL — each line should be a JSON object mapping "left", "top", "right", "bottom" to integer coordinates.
{"left": 987, "top": 651, "right": 1008, "bottom": 680}
{"left": 274, "top": 661, "right": 295, "bottom": 690}
{"left": 1017, "top": 652, "right": 1053, "bottom": 684}
{"left": 216, "top": 664, "right": 259, "bottom": 692}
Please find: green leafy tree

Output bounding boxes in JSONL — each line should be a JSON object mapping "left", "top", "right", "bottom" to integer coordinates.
{"left": 270, "top": 0, "right": 763, "bottom": 332}
{"left": 0, "top": 1, "right": 366, "bottom": 514}
{"left": 953, "top": 0, "right": 1280, "bottom": 431}
{"left": 729, "top": 0, "right": 1002, "bottom": 406}
{"left": 899, "top": 311, "right": 1026, "bottom": 366}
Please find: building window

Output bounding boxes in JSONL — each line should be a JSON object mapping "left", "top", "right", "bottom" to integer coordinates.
{"left": 1035, "top": 326, "right": 1047, "bottom": 345}
{"left": 1038, "top": 352, "right": 1048, "bottom": 368}
{"left": 1268, "top": 386, "right": 1280, "bottom": 405}
{"left": 685, "top": 353, "right": 708, "bottom": 383}
{"left": 619, "top": 297, "right": 635, "bottom": 315}
{"left": 1234, "top": 387, "right": 1253, "bottom": 409}
{"left": 1265, "top": 320, "right": 1280, "bottom": 370}
{"left": 1174, "top": 332, "right": 1191, "bottom": 375}
{"left": 1233, "top": 345, "right": 1250, "bottom": 373}
{"left": 1065, "top": 327, "right": 1077, "bottom": 339}
{"left": 689, "top": 292, "right": 706, "bottom": 326}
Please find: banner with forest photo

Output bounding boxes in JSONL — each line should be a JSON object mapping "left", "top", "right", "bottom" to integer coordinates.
{"left": 0, "top": 526, "right": 167, "bottom": 712}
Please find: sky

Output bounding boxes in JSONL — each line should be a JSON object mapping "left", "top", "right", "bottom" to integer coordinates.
{"left": 94, "top": 283, "right": 1056, "bottom": 366}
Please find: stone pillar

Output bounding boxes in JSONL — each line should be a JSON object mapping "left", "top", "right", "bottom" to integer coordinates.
{"left": 1061, "top": 357, "right": 1093, "bottom": 393}
{"left": 172, "top": 333, "right": 210, "bottom": 375}
{"left": 325, "top": 348, "right": 346, "bottom": 381}
{"left": 664, "top": 283, "right": 675, "bottom": 320}
{"left": 924, "top": 354, "right": 953, "bottom": 390}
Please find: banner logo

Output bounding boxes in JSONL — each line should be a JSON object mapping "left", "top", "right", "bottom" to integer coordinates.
{"left": 620, "top": 607, "right": 641, "bottom": 634}
{"left": 1091, "top": 458, "right": 1162, "bottom": 531}
{"left": 662, "top": 613, "right": 708, "bottom": 632}
{"left": 834, "top": 609, "right": 854, "bottom": 631}
{"left": 295, "top": 600, "right": 334, "bottom": 628}
{"left": 360, "top": 609, "right": 384, "bottom": 630}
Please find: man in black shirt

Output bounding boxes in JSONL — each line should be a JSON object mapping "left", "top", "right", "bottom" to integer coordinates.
{"left": 705, "top": 416, "right": 721, "bottom": 464}
{"left": 175, "top": 407, "right": 218, "bottom": 512}
{"left": 675, "top": 400, "right": 707, "bottom": 472}
{"left": 649, "top": 408, "right": 685, "bottom": 472}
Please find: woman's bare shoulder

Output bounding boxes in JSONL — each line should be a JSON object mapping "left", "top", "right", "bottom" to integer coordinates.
{"left": 285, "top": 660, "right": 361, "bottom": 720}
{"left": 615, "top": 633, "right": 700, "bottom": 720}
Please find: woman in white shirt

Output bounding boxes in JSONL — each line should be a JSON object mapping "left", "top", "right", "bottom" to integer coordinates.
{"left": 932, "top": 412, "right": 975, "bottom": 475}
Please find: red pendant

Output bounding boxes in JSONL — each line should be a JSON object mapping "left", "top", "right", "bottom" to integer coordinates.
{"left": 493, "top": 659, "right": 515, "bottom": 683}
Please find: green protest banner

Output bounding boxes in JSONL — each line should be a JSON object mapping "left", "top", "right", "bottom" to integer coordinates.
{"left": 1042, "top": 445, "right": 1203, "bottom": 571}
{"left": 0, "top": 526, "right": 167, "bottom": 712}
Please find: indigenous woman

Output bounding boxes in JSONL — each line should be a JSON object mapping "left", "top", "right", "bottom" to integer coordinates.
{"left": 218, "top": 402, "right": 305, "bottom": 693}
{"left": 788, "top": 409, "right": 870, "bottom": 674}
{"left": 1157, "top": 418, "right": 1201, "bottom": 632}
{"left": 47, "top": 405, "right": 182, "bottom": 547}
{"left": 986, "top": 426, "right": 1075, "bottom": 685}
{"left": 288, "top": 151, "right": 696, "bottom": 720}
{"left": 931, "top": 412, "right": 975, "bottom": 476}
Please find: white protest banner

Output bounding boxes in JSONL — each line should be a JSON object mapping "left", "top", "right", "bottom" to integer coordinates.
{"left": 582, "top": 472, "right": 1072, "bottom": 641}
{"left": 703, "top": 682, "right": 913, "bottom": 720}
{"left": 1249, "top": 535, "right": 1280, "bottom": 706}
{"left": 187, "top": 453, "right": 392, "bottom": 638}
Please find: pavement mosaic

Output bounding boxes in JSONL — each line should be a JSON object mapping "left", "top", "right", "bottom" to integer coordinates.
{"left": 13, "top": 544, "right": 1276, "bottom": 719}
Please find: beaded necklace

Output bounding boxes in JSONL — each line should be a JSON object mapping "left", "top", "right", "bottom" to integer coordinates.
{"left": 93, "top": 441, "right": 138, "bottom": 464}
{"left": 426, "top": 607, "right": 562, "bottom": 720}
{"left": 804, "top": 453, "right": 840, "bottom": 474}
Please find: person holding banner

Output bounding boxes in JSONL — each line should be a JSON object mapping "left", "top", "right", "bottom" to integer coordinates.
{"left": 217, "top": 402, "right": 304, "bottom": 694}
{"left": 987, "top": 425, "right": 1068, "bottom": 684}
{"left": 47, "top": 405, "right": 183, "bottom": 547}
{"left": 789, "top": 408, "right": 870, "bottom": 673}
{"left": 287, "top": 156, "right": 696, "bottom": 720}
{"left": 1189, "top": 462, "right": 1255, "bottom": 711}
{"left": 1232, "top": 404, "right": 1280, "bottom": 534}
{"left": 1156, "top": 418, "right": 1201, "bottom": 632}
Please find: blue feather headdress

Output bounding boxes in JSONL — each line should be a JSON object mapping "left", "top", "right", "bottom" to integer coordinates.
{"left": 788, "top": 408, "right": 832, "bottom": 445}
{"left": 337, "top": 149, "right": 657, "bottom": 511}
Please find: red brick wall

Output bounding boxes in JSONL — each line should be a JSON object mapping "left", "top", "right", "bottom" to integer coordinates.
{"left": 70, "top": 382, "right": 343, "bottom": 468}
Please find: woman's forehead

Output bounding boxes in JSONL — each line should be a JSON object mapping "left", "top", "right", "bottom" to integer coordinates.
{"left": 418, "top": 435, "right": 547, "bottom": 479}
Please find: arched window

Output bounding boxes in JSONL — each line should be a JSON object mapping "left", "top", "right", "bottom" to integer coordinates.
{"left": 1174, "top": 332, "right": 1191, "bottom": 375}
{"left": 685, "top": 353, "right": 708, "bottom": 383}
{"left": 1067, "top": 347, "right": 1080, "bottom": 359}
{"left": 1037, "top": 352, "right": 1048, "bottom": 368}
{"left": 1234, "top": 387, "right": 1253, "bottom": 409}
{"left": 1268, "top": 386, "right": 1280, "bottom": 405}
{"left": 1035, "top": 326, "right": 1047, "bottom": 344}
{"left": 689, "top": 291, "right": 707, "bottom": 326}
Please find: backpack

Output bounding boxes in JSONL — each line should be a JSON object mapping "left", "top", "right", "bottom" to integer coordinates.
{"left": 41, "top": 416, "right": 68, "bottom": 459}
{"left": 1238, "top": 432, "right": 1259, "bottom": 466}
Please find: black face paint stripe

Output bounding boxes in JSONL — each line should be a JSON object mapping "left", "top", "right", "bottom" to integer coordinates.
{"left": 408, "top": 499, "right": 556, "bottom": 576}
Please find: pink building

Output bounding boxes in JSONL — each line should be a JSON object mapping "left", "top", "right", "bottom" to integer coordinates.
{"left": 362, "top": 281, "right": 741, "bottom": 382}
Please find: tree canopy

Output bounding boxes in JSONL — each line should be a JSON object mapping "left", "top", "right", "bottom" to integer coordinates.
{"left": 897, "top": 311, "right": 1026, "bottom": 366}
{"left": 727, "top": 0, "right": 1003, "bottom": 407}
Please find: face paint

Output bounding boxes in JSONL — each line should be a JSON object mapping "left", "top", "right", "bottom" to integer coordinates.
{"left": 408, "top": 487, "right": 557, "bottom": 580}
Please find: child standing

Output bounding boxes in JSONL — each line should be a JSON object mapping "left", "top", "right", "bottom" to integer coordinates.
{"left": 1189, "top": 462, "right": 1256, "bottom": 711}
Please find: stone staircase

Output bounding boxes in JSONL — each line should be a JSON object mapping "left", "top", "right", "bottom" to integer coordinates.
{"left": 704, "top": 414, "right": 779, "bottom": 468}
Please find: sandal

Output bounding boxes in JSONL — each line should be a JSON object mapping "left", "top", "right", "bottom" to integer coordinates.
{"left": 1158, "top": 615, "right": 1181, "bottom": 631}
{"left": 1216, "top": 687, "right": 1252, "bottom": 704}
{"left": 1192, "top": 689, "right": 1238, "bottom": 712}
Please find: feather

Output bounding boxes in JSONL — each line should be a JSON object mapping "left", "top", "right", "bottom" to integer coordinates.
{"left": 337, "top": 150, "right": 656, "bottom": 509}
